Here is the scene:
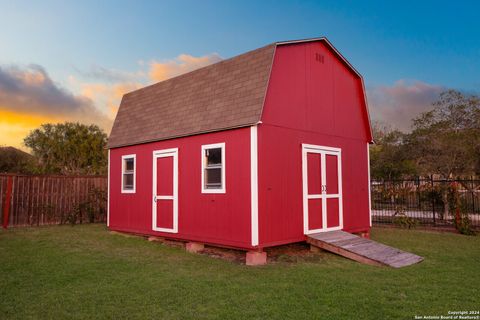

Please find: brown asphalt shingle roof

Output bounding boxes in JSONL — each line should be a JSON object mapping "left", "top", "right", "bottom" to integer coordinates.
{"left": 108, "top": 43, "right": 276, "bottom": 148}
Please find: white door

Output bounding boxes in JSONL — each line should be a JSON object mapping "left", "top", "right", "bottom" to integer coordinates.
{"left": 302, "top": 144, "right": 343, "bottom": 234}
{"left": 152, "top": 148, "right": 178, "bottom": 233}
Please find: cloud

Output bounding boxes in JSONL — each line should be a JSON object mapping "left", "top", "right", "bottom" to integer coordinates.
{"left": 367, "top": 80, "right": 445, "bottom": 131}
{"left": 149, "top": 53, "right": 223, "bottom": 82}
{"left": 0, "top": 64, "right": 116, "bottom": 149}
{"left": 80, "top": 82, "right": 142, "bottom": 118}
{"left": 74, "top": 64, "right": 145, "bottom": 83}
{"left": 70, "top": 53, "right": 222, "bottom": 119}
{"left": 69, "top": 53, "right": 222, "bottom": 121}
{"left": 0, "top": 64, "right": 112, "bottom": 129}
{"left": 0, "top": 52, "right": 223, "bottom": 149}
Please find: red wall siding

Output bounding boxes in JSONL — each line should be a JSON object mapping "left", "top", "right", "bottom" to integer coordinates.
{"left": 109, "top": 128, "right": 253, "bottom": 249}
{"left": 258, "top": 42, "right": 371, "bottom": 247}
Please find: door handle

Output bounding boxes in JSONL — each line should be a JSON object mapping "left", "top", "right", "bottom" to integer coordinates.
{"left": 153, "top": 195, "right": 157, "bottom": 203}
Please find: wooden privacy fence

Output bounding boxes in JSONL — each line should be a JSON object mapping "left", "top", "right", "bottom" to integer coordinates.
{"left": 0, "top": 174, "right": 107, "bottom": 228}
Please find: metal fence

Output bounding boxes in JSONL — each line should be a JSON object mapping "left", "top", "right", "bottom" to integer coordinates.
{"left": 1, "top": 174, "right": 107, "bottom": 227}
{"left": 371, "top": 178, "right": 480, "bottom": 229}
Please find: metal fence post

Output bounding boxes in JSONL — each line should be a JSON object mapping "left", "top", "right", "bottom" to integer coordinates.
{"left": 431, "top": 175, "right": 436, "bottom": 226}
{"left": 471, "top": 177, "right": 475, "bottom": 217}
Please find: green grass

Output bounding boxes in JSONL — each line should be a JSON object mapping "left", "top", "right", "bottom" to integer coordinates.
{"left": 0, "top": 225, "right": 478, "bottom": 319}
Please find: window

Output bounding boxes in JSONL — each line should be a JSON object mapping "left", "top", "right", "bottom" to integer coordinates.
{"left": 121, "top": 154, "right": 136, "bottom": 193}
{"left": 201, "top": 143, "right": 225, "bottom": 193}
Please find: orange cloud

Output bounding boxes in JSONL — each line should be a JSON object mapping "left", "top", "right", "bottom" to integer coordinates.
{"left": 0, "top": 64, "right": 112, "bottom": 129}
{"left": 149, "top": 53, "right": 222, "bottom": 82}
{"left": 73, "top": 53, "right": 223, "bottom": 126}
{"left": 0, "top": 108, "right": 63, "bottom": 151}
{"left": 0, "top": 52, "right": 223, "bottom": 150}
{"left": 80, "top": 82, "right": 142, "bottom": 118}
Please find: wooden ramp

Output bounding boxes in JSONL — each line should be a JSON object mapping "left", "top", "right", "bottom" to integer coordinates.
{"left": 306, "top": 231, "right": 423, "bottom": 268}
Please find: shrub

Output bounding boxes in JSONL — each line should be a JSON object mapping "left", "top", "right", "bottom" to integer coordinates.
{"left": 393, "top": 214, "right": 419, "bottom": 229}
{"left": 448, "top": 182, "right": 476, "bottom": 235}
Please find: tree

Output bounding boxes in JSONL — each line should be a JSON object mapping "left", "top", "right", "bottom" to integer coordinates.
{"left": 407, "top": 90, "right": 480, "bottom": 179}
{"left": 0, "top": 146, "right": 36, "bottom": 174}
{"left": 369, "top": 122, "right": 417, "bottom": 180}
{"left": 24, "top": 122, "right": 108, "bottom": 175}
{"left": 406, "top": 90, "right": 480, "bottom": 219}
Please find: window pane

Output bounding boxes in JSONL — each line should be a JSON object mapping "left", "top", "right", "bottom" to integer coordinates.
{"left": 123, "top": 173, "right": 134, "bottom": 189}
{"left": 125, "top": 158, "right": 134, "bottom": 171}
{"left": 206, "top": 148, "right": 222, "bottom": 165}
{"left": 205, "top": 167, "right": 222, "bottom": 188}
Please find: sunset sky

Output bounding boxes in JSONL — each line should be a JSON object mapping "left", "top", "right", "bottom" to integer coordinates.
{"left": 1, "top": 0, "right": 479, "bottom": 150}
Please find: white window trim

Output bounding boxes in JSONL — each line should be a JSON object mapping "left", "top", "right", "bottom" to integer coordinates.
{"left": 121, "top": 154, "right": 136, "bottom": 193}
{"left": 201, "top": 143, "right": 226, "bottom": 194}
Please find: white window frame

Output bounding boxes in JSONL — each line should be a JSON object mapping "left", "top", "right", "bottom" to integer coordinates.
{"left": 201, "top": 143, "right": 226, "bottom": 194}
{"left": 121, "top": 154, "right": 136, "bottom": 193}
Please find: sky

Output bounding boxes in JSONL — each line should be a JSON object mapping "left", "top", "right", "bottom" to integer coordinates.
{"left": 0, "top": 0, "right": 479, "bottom": 149}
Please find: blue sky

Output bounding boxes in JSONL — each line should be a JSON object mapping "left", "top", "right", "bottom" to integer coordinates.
{"left": 0, "top": 0, "right": 479, "bottom": 147}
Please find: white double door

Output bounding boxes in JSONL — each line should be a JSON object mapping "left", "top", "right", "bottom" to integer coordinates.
{"left": 302, "top": 144, "right": 343, "bottom": 234}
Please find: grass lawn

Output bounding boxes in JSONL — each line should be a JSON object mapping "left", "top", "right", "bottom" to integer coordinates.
{"left": 0, "top": 225, "right": 478, "bottom": 319}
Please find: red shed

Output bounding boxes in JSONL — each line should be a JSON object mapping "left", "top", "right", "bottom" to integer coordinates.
{"left": 107, "top": 37, "right": 374, "bottom": 262}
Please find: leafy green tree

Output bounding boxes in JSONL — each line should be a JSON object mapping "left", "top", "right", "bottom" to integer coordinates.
{"left": 369, "top": 122, "right": 417, "bottom": 180}
{"left": 406, "top": 90, "right": 480, "bottom": 179}
{"left": 24, "top": 122, "right": 108, "bottom": 175}
{"left": 405, "top": 90, "right": 480, "bottom": 219}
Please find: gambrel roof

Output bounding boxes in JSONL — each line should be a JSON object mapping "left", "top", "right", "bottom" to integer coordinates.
{"left": 108, "top": 38, "right": 372, "bottom": 148}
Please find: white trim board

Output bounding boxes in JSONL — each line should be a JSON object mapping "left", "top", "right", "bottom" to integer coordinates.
{"left": 152, "top": 148, "right": 179, "bottom": 233}
{"left": 201, "top": 143, "right": 226, "bottom": 194}
{"left": 367, "top": 143, "right": 372, "bottom": 227}
{"left": 121, "top": 154, "right": 136, "bottom": 193}
{"left": 250, "top": 126, "right": 259, "bottom": 246}
{"left": 302, "top": 144, "right": 344, "bottom": 234}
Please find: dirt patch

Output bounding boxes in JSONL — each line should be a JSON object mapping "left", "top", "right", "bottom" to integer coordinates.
{"left": 197, "top": 242, "right": 327, "bottom": 265}
{"left": 200, "top": 246, "right": 245, "bottom": 264}
{"left": 266, "top": 242, "right": 326, "bottom": 264}
{"left": 144, "top": 234, "right": 328, "bottom": 265}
